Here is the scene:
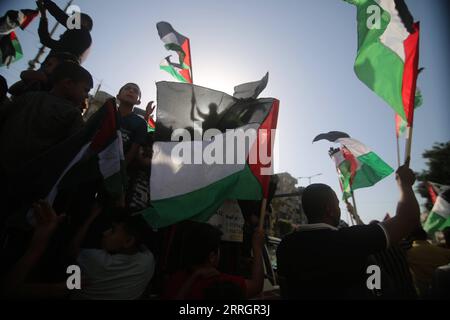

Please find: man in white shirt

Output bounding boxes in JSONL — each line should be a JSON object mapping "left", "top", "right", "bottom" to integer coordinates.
{"left": 70, "top": 206, "right": 155, "bottom": 299}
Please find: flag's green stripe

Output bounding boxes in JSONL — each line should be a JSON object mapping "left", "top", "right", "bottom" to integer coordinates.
{"left": 352, "top": 151, "right": 394, "bottom": 189}
{"left": 352, "top": 0, "right": 406, "bottom": 120}
{"left": 423, "top": 211, "right": 450, "bottom": 234}
{"left": 160, "top": 64, "right": 188, "bottom": 83}
{"left": 139, "top": 164, "right": 262, "bottom": 228}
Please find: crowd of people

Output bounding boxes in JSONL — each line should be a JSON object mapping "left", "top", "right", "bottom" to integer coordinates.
{"left": 0, "top": 0, "right": 449, "bottom": 300}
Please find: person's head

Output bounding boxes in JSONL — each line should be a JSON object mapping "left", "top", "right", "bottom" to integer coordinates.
{"left": 0, "top": 75, "right": 7, "bottom": 100}
{"left": 182, "top": 223, "right": 222, "bottom": 269}
{"left": 101, "top": 209, "right": 150, "bottom": 254}
{"left": 203, "top": 280, "right": 245, "bottom": 300}
{"left": 302, "top": 183, "right": 341, "bottom": 227}
{"left": 117, "top": 83, "right": 141, "bottom": 107}
{"left": 43, "top": 52, "right": 79, "bottom": 76}
{"left": 50, "top": 62, "right": 93, "bottom": 107}
{"left": 80, "top": 13, "right": 93, "bottom": 31}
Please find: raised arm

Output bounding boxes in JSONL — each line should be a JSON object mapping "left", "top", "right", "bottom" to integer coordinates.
{"left": 381, "top": 160, "right": 420, "bottom": 245}
{"left": 245, "top": 228, "right": 265, "bottom": 298}
{"left": 37, "top": 3, "right": 59, "bottom": 50}
{"left": 1, "top": 201, "right": 65, "bottom": 297}
{"left": 42, "top": 0, "right": 70, "bottom": 27}
{"left": 68, "top": 203, "right": 102, "bottom": 258}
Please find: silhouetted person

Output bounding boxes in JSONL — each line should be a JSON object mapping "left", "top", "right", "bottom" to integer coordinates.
{"left": 277, "top": 163, "right": 420, "bottom": 299}
{"left": 37, "top": 0, "right": 93, "bottom": 64}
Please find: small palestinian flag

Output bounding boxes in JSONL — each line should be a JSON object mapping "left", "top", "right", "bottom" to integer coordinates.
{"left": 0, "top": 9, "right": 39, "bottom": 34}
{"left": 157, "top": 22, "right": 192, "bottom": 83}
{"left": 314, "top": 131, "right": 394, "bottom": 198}
{"left": 423, "top": 188, "right": 450, "bottom": 235}
{"left": 345, "top": 0, "right": 420, "bottom": 125}
{"left": 0, "top": 31, "right": 22, "bottom": 67}
{"left": 147, "top": 116, "right": 155, "bottom": 133}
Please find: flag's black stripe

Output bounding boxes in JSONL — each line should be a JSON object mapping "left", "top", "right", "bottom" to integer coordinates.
{"left": 394, "top": 0, "right": 415, "bottom": 33}
{"left": 155, "top": 82, "right": 274, "bottom": 142}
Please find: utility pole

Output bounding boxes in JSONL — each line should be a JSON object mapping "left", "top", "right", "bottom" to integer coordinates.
{"left": 28, "top": 0, "right": 74, "bottom": 70}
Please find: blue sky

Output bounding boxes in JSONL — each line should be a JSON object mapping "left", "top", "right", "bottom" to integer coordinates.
{"left": 1, "top": 0, "right": 449, "bottom": 224}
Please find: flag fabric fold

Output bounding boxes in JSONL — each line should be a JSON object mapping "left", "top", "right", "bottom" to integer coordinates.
{"left": 233, "top": 72, "right": 269, "bottom": 100}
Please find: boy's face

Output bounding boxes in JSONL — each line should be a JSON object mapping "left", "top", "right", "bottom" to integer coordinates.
{"left": 65, "top": 79, "right": 91, "bottom": 108}
{"left": 117, "top": 84, "right": 141, "bottom": 106}
{"left": 101, "top": 223, "right": 134, "bottom": 253}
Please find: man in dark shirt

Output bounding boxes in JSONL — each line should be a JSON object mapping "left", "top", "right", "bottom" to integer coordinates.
{"left": 276, "top": 163, "right": 420, "bottom": 299}
{"left": 0, "top": 62, "right": 92, "bottom": 178}
{"left": 116, "top": 83, "right": 147, "bottom": 166}
{"left": 37, "top": 0, "right": 93, "bottom": 64}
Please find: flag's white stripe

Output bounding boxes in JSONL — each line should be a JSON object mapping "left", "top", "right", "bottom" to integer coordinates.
{"left": 337, "top": 137, "right": 371, "bottom": 158}
{"left": 376, "top": 0, "right": 409, "bottom": 61}
{"left": 161, "top": 32, "right": 180, "bottom": 46}
{"left": 332, "top": 150, "right": 345, "bottom": 167}
{"left": 98, "top": 131, "right": 124, "bottom": 179}
{"left": 151, "top": 124, "right": 258, "bottom": 200}
{"left": 432, "top": 196, "right": 450, "bottom": 219}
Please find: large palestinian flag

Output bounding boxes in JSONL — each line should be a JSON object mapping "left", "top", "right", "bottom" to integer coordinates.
{"left": 345, "top": 0, "right": 420, "bottom": 125}
{"left": 157, "top": 22, "right": 192, "bottom": 83}
{"left": 314, "top": 131, "right": 393, "bottom": 198}
{"left": 138, "top": 81, "right": 279, "bottom": 228}
{"left": 6, "top": 99, "right": 126, "bottom": 213}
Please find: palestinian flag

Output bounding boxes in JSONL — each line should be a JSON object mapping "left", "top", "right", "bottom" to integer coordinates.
{"left": 0, "top": 9, "right": 38, "bottom": 34}
{"left": 330, "top": 148, "right": 352, "bottom": 200}
{"left": 8, "top": 99, "right": 126, "bottom": 212}
{"left": 157, "top": 22, "right": 192, "bottom": 83}
{"left": 314, "top": 131, "right": 394, "bottom": 198}
{"left": 0, "top": 31, "right": 22, "bottom": 67}
{"left": 423, "top": 189, "right": 450, "bottom": 234}
{"left": 138, "top": 81, "right": 279, "bottom": 228}
{"left": 345, "top": 0, "right": 420, "bottom": 125}
{"left": 147, "top": 116, "right": 156, "bottom": 133}
{"left": 427, "top": 182, "right": 450, "bottom": 205}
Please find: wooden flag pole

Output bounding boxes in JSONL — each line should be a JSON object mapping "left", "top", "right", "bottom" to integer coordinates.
{"left": 396, "top": 132, "right": 401, "bottom": 168}
{"left": 350, "top": 187, "right": 361, "bottom": 225}
{"left": 347, "top": 206, "right": 355, "bottom": 226}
